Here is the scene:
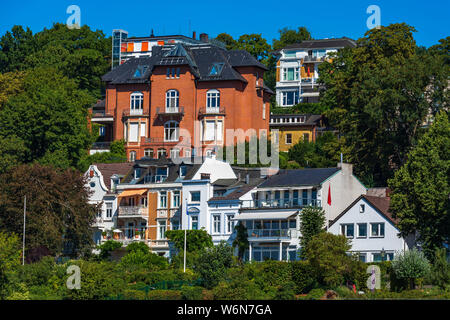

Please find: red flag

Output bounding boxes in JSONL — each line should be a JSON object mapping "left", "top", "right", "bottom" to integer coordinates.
{"left": 307, "top": 66, "right": 310, "bottom": 77}
{"left": 327, "top": 184, "right": 332, "bottom": 206}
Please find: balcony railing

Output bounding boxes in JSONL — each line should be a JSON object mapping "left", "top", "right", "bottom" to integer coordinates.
{"left": 247, "top": 229, "right": 290, "bottom": 238}
{"left": 241, "top": 198, "right": 321, "bottom": 209}
{"left": 157, "top": 208, "right": 181, "bottom": 218}
{"left": 118, "top": 205, "right": 148, "bottom": 218}
{"left": 122, "top": 109, "right": 149, "bottom": 117}
{"left": 302, "top": 56, "right": 326, "bottom": 63}
{"left": 143, "top": 175, "right": 168, "bottom": 184}
{"left": 198, "top": 106, "right": 226, "bottom": 116}
{"left": 156, "top": 106, "right": 185, "bottom": 115}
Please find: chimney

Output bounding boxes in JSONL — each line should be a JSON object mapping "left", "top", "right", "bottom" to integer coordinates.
{"left": 337, "top": 162, "right": 353, "bottom": 176}
{"left": 192, "top": 31, "right": 196, "bottom": 40}
{"left": 199, "top": 33, "right": 208, "bottom": 43}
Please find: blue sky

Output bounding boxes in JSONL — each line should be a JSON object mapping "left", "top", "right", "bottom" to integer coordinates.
{"left": 1, "top": 0, "right": 448, "bottom": 47}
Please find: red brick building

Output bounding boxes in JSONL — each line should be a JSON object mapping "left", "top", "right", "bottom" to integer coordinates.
{"left": 92, "top": 42, "right": 273, "bottom": 160}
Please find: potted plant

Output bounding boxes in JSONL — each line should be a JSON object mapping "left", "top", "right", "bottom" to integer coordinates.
{"left": 135, "top": 228, "right": 139, "bottom": 239}
{"left": 102, "top": 231, "right": 107, "bottom": 239}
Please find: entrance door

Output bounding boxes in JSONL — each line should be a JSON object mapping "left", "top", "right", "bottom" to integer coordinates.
{"left": 126, "top": 222, "right": 135, "bottom": 239}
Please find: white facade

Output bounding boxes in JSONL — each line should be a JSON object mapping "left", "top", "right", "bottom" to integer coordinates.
{"left": 328, "top": 196, "right": 410, "bottom": 262}
{"left": 85, "top": 165, "right": 119, "bottom": 245}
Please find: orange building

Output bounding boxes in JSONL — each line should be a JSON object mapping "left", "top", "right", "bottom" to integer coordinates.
{"left": 94, "top": 42, "right": 273, "bottom": 160}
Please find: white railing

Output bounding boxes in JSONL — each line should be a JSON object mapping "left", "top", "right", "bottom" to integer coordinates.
{"left": 118, "top": 205, "right": 148, "bottom": 218}
{"left": 247, "top": 229, "right": 290, "bottom": 238}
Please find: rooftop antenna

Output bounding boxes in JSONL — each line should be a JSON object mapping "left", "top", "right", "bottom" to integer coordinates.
{"left": 150, "top": 29, "right": 154, "bottom": 37}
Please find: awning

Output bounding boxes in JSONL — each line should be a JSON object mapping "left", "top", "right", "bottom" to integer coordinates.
{"left": 117, "top": 189, "right": 147, "bottom": 198}
{"left": 232, "top": 211, "right": 298, "bottom": 221}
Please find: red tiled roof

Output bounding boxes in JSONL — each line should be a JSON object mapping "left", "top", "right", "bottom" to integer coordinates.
{"left": 362, "top": 195, "right": 398, "bottom": 225}
{"left": 93, "top": 162, "right": 134, "bottom": 190}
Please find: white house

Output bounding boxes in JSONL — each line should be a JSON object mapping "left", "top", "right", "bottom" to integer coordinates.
{"left": 328, "top": 194, "right": 415, "bottom": 262}
{"left": 84, "top": 163, "right": 133, "bottom": 245}
{"left": 274, "top": 38, "right": 356, "bottom": 105}
{"left": 235, "top": 163, "right": 366, "bottom": 262}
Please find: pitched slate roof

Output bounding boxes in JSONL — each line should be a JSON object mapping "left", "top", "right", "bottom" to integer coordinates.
{"left": 281, "top": 38, "right": 356, "bottom": 51}
{"left": 258, "top": 167, "right": 340, "bottom": 188}
{"left": 94, "top": 162, "right": 134, "bottom": 190}
{"left": 329, "top": 195, "right": 397, "bottom": 227}
{"left": 102, "top": 43, "right": 268, "bottom": 85}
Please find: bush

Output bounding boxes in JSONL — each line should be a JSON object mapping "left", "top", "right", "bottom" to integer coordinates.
{"left": 120, "top": 250, "right": 169, "bottom": 270}
{"left": 305, "top": 288, "right": 326, "bottom": 300}
{"left": 194, "top": 242, "right": 233, "bottom": 289}
{"left": 290, "top": 261, "right": 317, "bottom": 294}
{"left": 147, "top": 290, "right": 182, "bottom": 300}
{"left": 181, "top": 285, "right": 204, "bottom": 300}
{"left": 430, "top": 248, "right": 450, "bottom": 290}
{"left": 391, "top": 249, "right": 431, "bottom": 290}
{"left": 252, "top": 261, "right": 292, "bottom": 291}
{"left": 97, "top": 240, "right": 122, "bottom": 260}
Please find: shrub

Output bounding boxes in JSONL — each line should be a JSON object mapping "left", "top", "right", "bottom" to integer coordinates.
{"left": 122, "top": 289, "right": 147, "bottom": 300}
{"left": 430, "top": 248, "right": 450, "bottom": 290}
{"left": 194, "top": 241, "right": 233, "bottom": 289}
{"left": 97, "top": 240, "right": 122, "bottom": 260}
{"left": 290, "top": 261, "right": 317, "bottom": 294}
{"left": 181, "top": 285, "right": 204, "bottom": 300}
{"left": 391, "top": 249, "right": 431, "bottom": 289}
{"left": 252, "top": 261, "right": 292, "bottom": 291}
{"left": 305, "top": 288, "right": 326, "bottom": 300}
{"left": 147, "top": 290, "right": 182, "bottom": 300}
{"left": 120, "top": 250, "right": 169, "bottom": 270}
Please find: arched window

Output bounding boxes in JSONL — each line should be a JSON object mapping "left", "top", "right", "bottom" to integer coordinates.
{"left": 130, "top": 92, "right": 144, "bottom": 114}
{"left": 129, "top": 150, "right": 137, "bottom": 162}
{"left": 166, "top": 89, "right": 179, "bottom": 111}
{"left": 164, "top": 121, "right": 179, "bottom": 142}
{"left": 206, "top": 89, "right": 220, "bottom": 111}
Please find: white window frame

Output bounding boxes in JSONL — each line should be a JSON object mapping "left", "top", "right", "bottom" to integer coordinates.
{"left": 285, "top": 133, "right": 292, "bottom": 144}
{"left": 172, "top": 191, "right": 180, "bottom": 208}
{"left": 213, "top": 214, "right": 221, "bottom": 234}
{"left": 157, "top": 220, "right": 167, "bottom": 239}
{"left": 159, "top": 191, "right": 167, "bottom": 208}
{"left": 144, "top": 148, "right": 153, "bottom": 158}
{"left": 206, "top": 89, "right": 220, "bottom": 112}
{"left": 341, "top": 223, "right": 354, "bottom": 238}
{"left": 130, "top": 92, "right": 144, "bottom": 115}
{"left": 357, "top": 223, "right": 367, "bottom": 238}
{"left": 129, "top": 151, "right": 137, "bottom": 162}
{"left": 105, "top": 202, "right": 113, "bottom": 219}
{"left": 370, "top": 223, "right": 385, "bottom": 238}
{"left": 226, "top": 214, "right": 235, "bottom": 234}
{"left": 190, "top": 191, "right": 200, "bottom": 203}
{"left": 166, "top": 90, "right": 179, "bottom": 112}
{"left": 164, "top": 121, "right": 179, "bottom": 142}
{"left": 191, "top": 215, "right": 199, "bottom": 230}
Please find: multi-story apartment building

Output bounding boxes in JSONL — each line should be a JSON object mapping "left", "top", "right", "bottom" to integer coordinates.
{"left": 111, "top": 30, "right": 221, "bottom": 69}
{"left": 270, "top": 114, "right": 322, "bottom": 152}
{"left": 274, "top": 38, "right": 356, "bottom": 106}
{"left": 236, "top": 163, "right": 366, "bottom": 261}
{"left": 96, "top": 42, "right": 273, "bottom": 160}
{"left": 84, "top": 162, "right": 134, "bottom": 244}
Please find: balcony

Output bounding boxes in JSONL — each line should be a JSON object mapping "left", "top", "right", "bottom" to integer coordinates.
{"left": 143, "top": 175, "right": 168, "bottom": 184}
{"left": 118, "top": 205, "right": 148, "bottom": 218}
{"left": 157, "top": 208, "right": 180, "bottom": 218}
{"left": 156, "top": 106, "right": 185, "bottom": 116}
{"left": 198, "top": 106, "right": 226, "bottom": 117}
{"left": 122, "top": 109, "right": 149, "bottom": 118}
{"left": 302, "top": 56, "right": 326, "bottom": 63}
{"left": 247, "top": 229, "right": 291, "bottom": 239}
{"left": 241, "top": 198, "right": 321, "bottom": 209}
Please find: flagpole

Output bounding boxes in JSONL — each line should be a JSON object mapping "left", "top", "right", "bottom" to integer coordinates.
{"left": 22, "top": 195, "right": 26, "bottom": 266}
{"left": 183, "top": 229, "right": 187, "bottom": 273}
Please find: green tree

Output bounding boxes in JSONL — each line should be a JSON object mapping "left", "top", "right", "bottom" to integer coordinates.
{"left": 391, "top": 248, "right": 431, "bottom": 290}
{"left": 0, "top": 135, "right": 26, "bottom": 174}
{"left": 0, "top": 68, "right": 95, "bottom": 170}
{"left": 0, "top": 164, "right": 97, "bottom": 257}
{"left": 78, "top": 140, "right": 127, "bottom": 172}
{"left": 288, "top": 132, "right": 348, "bottom": 168}
{"left": 0, "top": 25, "right": 36, "bottom": 73}
{"left": 165, "top": 229, "right": 213, "bottom": 253}
{"left": 299, "top": 206, "right": 325, "bottom": 258}
{"left": 195, "top": 242, "right": 234, "bottom": 289}
{"left": 272, "top": 27, "right": 311, "bottom": 51}
{"left": 304, "top": 232, "right": 353, "bottom": 287}
{"left": 97, "top": 240, "right": 122, "bottom": 260}
{"left": 0, "top": 232, "right": 21, "bottom": 299}
{"left": 236, "top": 34, "right": 271, "bottom": 61}
{"left": 214, "top": 33, "right": 238, "bottom": 50}
{"left": 388, "top": 111, "right": 450, "bottom": 259}
{"left": 232, "top": 223, "right": 249, "bottom": 262}
{"left": 0, "top": 71, "right": 25, "bottom": 106}
{"left": 430, "top": 248, "right": 450, "bottom": 290}
{"left": 320, "top": 23, "right": 449, "bottom": 185}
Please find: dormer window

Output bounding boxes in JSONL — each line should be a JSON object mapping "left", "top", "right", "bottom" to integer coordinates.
{"left": 134, "top": 168, "right": 141, "bottom": 179}
{"left": 166, "top": 68, "right": 180, "bottom": 79}
{"left": 133, "top": 65, "right": 148, "bottom": 78}
{"left": 180, "top": 165, "right": 187, "bottom": 178}
{"left": 209, "top": 63, "right": 224, "bottom": 76}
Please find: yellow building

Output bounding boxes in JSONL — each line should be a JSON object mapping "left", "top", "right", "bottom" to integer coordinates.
{"left": 270, "top": 114, "right": 322, "bottom": 152}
